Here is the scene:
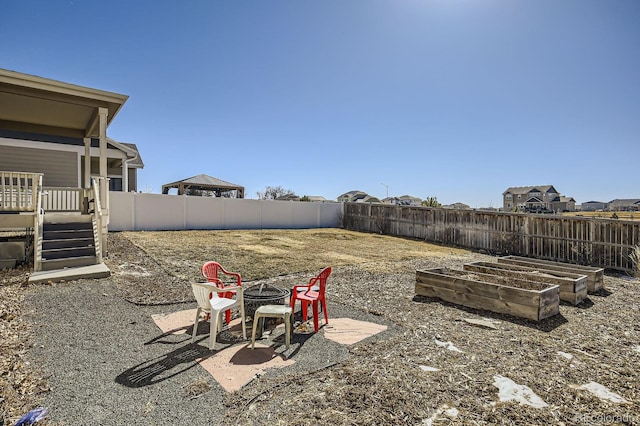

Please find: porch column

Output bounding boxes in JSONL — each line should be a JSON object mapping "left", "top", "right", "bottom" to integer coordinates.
{"left": 97, "top": 107, "right": 109, "bottom": 258}
{"left": 121, "top": 160, "right": 128, "bottom": 192}
{"left": 83, "top": 137, "right": 91, "bottom": 189}
{"left": 98, "top": 107, "right": 108, "bottom": 179}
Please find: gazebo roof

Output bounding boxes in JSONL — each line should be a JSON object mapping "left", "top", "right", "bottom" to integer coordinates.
{"left": 162, "top": 174, "right": 244, "bottom": 197}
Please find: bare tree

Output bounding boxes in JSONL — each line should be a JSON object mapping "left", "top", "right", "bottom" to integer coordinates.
{"left": 256, "top": 185, "right": 295, "bottom": 200}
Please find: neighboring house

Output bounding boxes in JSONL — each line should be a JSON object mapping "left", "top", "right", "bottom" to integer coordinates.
{"left": 550, "top": 196, "right": 576, "bottom": 212}
{"left": 0, "top": 68, "right": 141, "bottom": 279}
{"left": 305, "top": 196, "right": 328, "bottom": 202}
{"left": 443, "top": 202, "right": 471, "bottom": 210}
{"left": 338, "top": 190, "right": 367, "bottom": 203}
{"left": 360, "top": 195, "right": 381, "bottom": 203}
{"left": 607, "top": 199, "right": 640, "bottom": 212}
{"left": 275, "top": 193, "right": 300, "bottom": 201}
{"left": 274, "top": 194, "right": 328, "bottom": 202}
{"left": 503, "top": 185, "right": 575, "bottom": 212}
{"left": 580, "top": 201, "right": 608, "bottom": 211}
{"left": 383, "top": 195, "right": 422, "bottom": 206}
{"left": 338, "top": 190, "right": 382, "bottom": 203}
{"left": 162, "top": 174, "right": 244, "bottom": 198}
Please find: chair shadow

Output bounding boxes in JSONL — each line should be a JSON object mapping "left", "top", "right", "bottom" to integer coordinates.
{"left": 411, "top": 295, "right": 568, "bottom": 332}
{"left": 144, "top": 320, "right": 244, "bottom": 346}
{"left": 144, "top": 325, "right": 194, "bottom": 346}
{"left": 115, "top": 343, "right": 213, "bottom": 388}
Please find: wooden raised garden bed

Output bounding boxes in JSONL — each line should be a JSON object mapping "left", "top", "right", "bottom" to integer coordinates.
{"left": 415, "top": 268, "right": 560, "bottom": 321}
{"left": 498, "top": 256, "right": 604, "bottom": 293}
{"left": 462, "top": 261, "right": 588, "bottom": 305}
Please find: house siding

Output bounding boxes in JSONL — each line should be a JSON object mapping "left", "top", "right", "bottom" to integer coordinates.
{"left": 0, "top": 145, "right": 77, "bottom": 187}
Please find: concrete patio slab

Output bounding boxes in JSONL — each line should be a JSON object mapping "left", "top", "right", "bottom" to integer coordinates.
{"left": 197, "top": 343, "right": 295, "bottom": 392}
{"left": 323, "top": 318, "right": 388, "bottom": 345}
{"left": 151, "top": 309, "right": 387, "bottom": 392}
{"left": 151, "top": 309, "right": 197, "bottom": 335}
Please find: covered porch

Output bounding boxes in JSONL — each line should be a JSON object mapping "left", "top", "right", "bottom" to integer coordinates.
{"left": 0, "top": 68, "right": 130, "bottom": 277}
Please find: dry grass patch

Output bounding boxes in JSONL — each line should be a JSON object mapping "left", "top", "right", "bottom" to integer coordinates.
{"left": 118, "top": 228, "right": 465, "bottom": 281}
{"left": 564, "top": 211, "right": 640, "bottom": 221}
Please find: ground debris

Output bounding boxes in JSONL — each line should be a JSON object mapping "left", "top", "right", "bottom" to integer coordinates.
{"left": 0, "top": 265, "right": 48, "bottom": 425}
{"left": 5, "top": 231, "right": 640, "bottom": 424}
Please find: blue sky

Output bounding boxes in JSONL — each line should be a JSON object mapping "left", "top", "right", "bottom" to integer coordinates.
{"left": 2, "top": 1, "right": 639, "bottom": 207}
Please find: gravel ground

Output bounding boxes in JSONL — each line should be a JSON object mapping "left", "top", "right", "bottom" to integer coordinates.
{"left": 4, "top": 231, "right": 640, "bottom": 425}
{"left": 21, "top": 274, "right": 398, "bottom": 425}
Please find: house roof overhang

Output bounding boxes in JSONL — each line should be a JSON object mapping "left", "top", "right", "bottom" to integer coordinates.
{"left": 0, "top": 68, "right": 128, "bottom": 139}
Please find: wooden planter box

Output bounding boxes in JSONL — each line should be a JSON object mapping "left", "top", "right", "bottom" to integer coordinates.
{"left": 415, "top": 268, "right": 559, "bottom": 321}
{"left": 463, "top": 261, "right": 587, "bottom": 305}
{"left": 498, "top": 256, "right": 604, "bottom": 293}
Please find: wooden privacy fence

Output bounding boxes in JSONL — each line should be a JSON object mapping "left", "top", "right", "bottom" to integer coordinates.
{"left": 343, "top": 203, "right": 640, "bottom": 272}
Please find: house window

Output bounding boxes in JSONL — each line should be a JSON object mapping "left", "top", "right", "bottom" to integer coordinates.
{"left": 506, "top": 194, "right": 512, "bottom": 200}
{"left": 517, "top": 195, "right": 522, "bottom": 200}
{"left": 109, "top": 178, "right": 123, "bottom": 191}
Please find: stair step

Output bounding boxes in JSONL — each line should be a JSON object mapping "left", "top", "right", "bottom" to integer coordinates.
{"left": 42, "top": 246, "right": 96, "bottom": 260}
{"left": 43, "top": 213, "right": 92, "bottom": 224}
{"left": 43, "top": 229, "right": 94, "bottom": 240}
{"left": 41, "top": 256, "right": 97, "bottom": 271}
{"left": 38, "top": 214, "right": 98, "bottom": 272}
{"left": 29, "top": 263, "right": 111, "bottom": 284}
{"left": 43, "top": 221, "right": 93, "bottom": 231}
{"left": 42, "top": 238, "right": 95, "bottom": 250}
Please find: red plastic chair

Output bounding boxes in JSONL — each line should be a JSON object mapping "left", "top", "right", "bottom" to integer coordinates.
{"left": 201, "top": 261, "right": 242, "bottom": 325}
{"left": 290, "top": 267, "right": 332, "bottom": 332}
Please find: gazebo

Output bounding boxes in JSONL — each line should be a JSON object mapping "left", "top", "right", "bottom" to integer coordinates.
{"left": 161, "top": 174, "right": 244, "bottom": 198}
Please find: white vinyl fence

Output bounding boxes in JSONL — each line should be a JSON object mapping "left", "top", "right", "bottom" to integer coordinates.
{"left": 109, "top": 192, "right": 343, "bottom": 231}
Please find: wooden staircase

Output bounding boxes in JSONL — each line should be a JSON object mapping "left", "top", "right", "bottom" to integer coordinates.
{"left": 41, "top": 216, "right": 97, "bottom": 271}
{"left": 1, "top": 172, "right": 111, "bottom": 283}
{"left": 28, "top": 213, "right": 111, "bottom": 283}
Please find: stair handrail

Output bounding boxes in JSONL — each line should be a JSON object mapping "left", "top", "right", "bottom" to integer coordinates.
{"left": 34, "top": 175, "right": 44, "bottom": 271}
{"left": 90, "top": 177, "right": 103, "bottom": 263}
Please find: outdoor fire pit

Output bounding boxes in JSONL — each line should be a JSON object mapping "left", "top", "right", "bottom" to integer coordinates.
{"left": 243, "top": 283, "right": 290, "bottom": 319}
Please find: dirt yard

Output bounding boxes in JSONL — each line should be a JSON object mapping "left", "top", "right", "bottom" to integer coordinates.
{"left": 2, "top": 228, "right": 639, "bottom": 425}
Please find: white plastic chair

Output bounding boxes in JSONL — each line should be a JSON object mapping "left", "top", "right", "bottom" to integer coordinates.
{"left": 191, "top": 282, "right": 247, "bottom": 350}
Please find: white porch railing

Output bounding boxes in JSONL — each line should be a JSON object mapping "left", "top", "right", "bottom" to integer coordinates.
{"left": 0, "top": 172, "right": 42, "bottom": 211}
{"left": 1, "top": 171, "right": 109, "bottom": 271}
{"left": 41, "top": 187, "right": 84, "bottom": 212}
